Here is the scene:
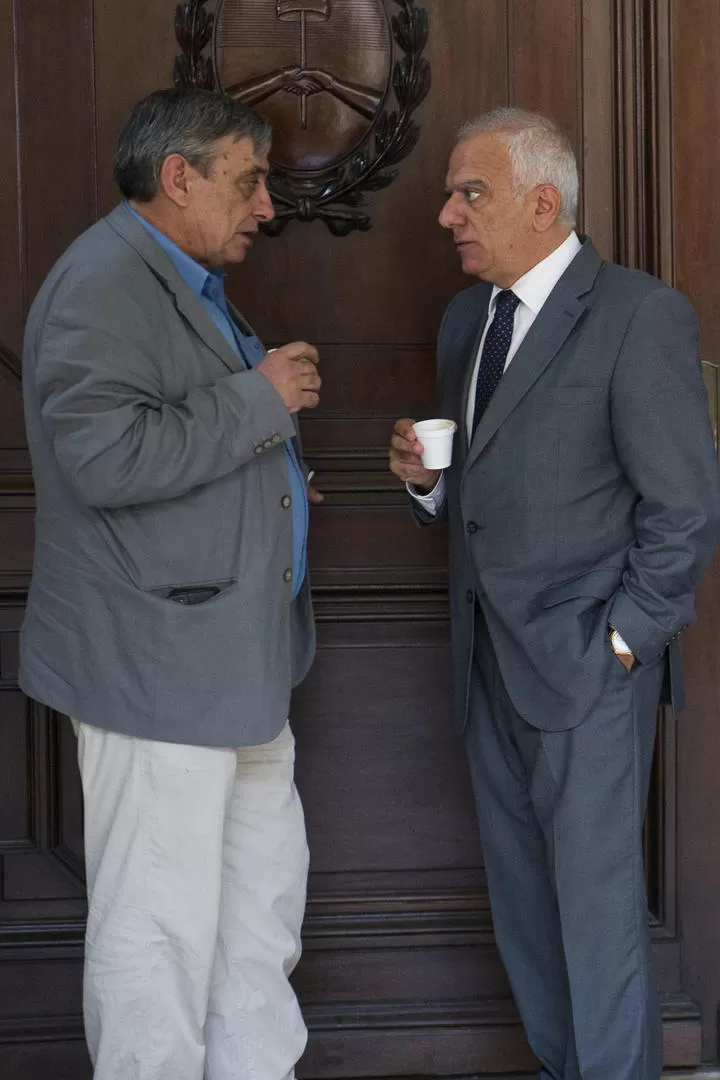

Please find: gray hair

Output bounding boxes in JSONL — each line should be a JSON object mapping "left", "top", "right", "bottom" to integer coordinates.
{"left": 114, "top": 89, "right": 272, "bottom": 202}
{"left": 458, "top": 108, "right": 579, "bottom": 227}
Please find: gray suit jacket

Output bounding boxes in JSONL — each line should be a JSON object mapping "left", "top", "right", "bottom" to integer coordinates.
{"left": 419, "top": 238, "right": 720, "bottom": 732}
{"left": 20, "top": 204, "right": 315, "bottom": 747}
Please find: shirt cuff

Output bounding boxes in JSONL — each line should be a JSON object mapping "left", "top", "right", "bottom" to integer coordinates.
{"left": 407, "top": 472, "right": 446, "bottom": 517}
{"left": 609, "top": 627, "right": 632, "bottom": 654}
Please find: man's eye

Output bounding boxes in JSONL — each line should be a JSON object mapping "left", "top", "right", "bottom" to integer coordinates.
{"left": 464, "top": 189, "right": 482, "bottom": 203}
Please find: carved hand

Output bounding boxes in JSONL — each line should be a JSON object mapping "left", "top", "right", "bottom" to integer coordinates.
{"left": 297, "top": 67, "right": 334, "bottom": 91}
{"left": 282, "top": 67, "right": 328, "bottom": 96}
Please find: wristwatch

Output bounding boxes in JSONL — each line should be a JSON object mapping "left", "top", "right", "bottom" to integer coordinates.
{"left": 609, "top": 627, "right": 633, "bottom": 658}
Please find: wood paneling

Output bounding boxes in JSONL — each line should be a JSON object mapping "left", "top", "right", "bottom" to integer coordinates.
{"left": 1, "top": 1, "right": 719, "bottom": 1077}
{"left": 15, "top": 0, "right": 97, "bottom": 309}
{"left": 0, "top": 4, "right": 22, "bottom": 358}
{"left": 671, "top": 0, "right": 720, "bottom": 1063}
{"left": 509, "top": 0, "right": 580, "bottom": 146}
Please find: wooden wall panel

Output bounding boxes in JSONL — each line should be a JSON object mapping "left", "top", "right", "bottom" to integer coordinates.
{"left": 672, "top": 0, "right": 720, "bottom": 353}
{"left": 94, "top": 0, "right": 180, "bottom": 215}
{"left": 671, "top": 0, "right": 720, "bottom": 1063}
{"left": 0, "top": 3, "right": 23, "bottom": 358}
{"left": 15, "top": 0, "right": 96, "bottom": 312}
{"left": 509, "top": 0, "right": 580, "bottom": 147}
{"left": 579, "top": 0, "right": 615, "bottom": 257}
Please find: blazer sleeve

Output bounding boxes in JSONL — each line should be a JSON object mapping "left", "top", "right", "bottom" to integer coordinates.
{"left": 608, "top": 286, "right": 720, "bottom": 663}
{"left": 32, "top": 272, "right": 297, "bottom": 509}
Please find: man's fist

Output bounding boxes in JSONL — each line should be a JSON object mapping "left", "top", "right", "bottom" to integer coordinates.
{"left": 389, "top": 418, "right": 441, "bottom": 492}
{"left": 257, "top": 342, "right": 321, "bottom": 414}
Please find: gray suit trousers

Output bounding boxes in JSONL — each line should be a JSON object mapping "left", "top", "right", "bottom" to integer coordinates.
{"left": 466, "top": 606, "right": 665, "bottom": 1080}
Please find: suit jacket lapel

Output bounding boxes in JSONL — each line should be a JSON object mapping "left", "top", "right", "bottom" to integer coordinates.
{"left": 105, "top": 204, "right": 245, "bottom": 376}
{"left": 463, "top": 238, "right": 603, "bottom": 476}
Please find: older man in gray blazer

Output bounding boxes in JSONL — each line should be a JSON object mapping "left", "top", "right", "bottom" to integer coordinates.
{"left": 390, "top": 109, "right": 720, "bottom": 1080}
{"left": 20, "top": 89, "right": 322, "bottom": 1080}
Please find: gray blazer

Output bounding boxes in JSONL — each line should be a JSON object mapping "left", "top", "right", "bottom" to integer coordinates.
{"left": 20, "top": 204, "right": 315, "bottom": 748}
{"left": 419, "top": 238, "right": 720, "bottom": 732}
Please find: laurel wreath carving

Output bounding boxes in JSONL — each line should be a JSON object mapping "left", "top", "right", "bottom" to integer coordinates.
{"left": 174, "top": 0, "right": 430, "bottom": 236}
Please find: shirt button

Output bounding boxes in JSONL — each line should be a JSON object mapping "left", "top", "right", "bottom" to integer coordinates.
{"left": 281, "top": 495, "right": 291, "bottom": 509}
{"left": 466, "top": 589, "right": 474, "bottom": 604}
{"left": 466, "top": 521, "right": 479, "bottom": 534}
{"left": 283, "top": 568, "right": 293, "bottom": 583}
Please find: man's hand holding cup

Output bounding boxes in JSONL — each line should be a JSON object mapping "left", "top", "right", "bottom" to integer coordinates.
{"left": 257, "top": 341, "right": 321, "bottom": 414}
{"left": 389, "top": 418, "right": 442, "bottom": 493}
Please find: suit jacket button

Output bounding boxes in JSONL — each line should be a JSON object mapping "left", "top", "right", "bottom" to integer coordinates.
{"left": 466, "top": 589, "right": 474, "bottom": 604}
{"left": 466, "top": 521, "right": 479, "bottom": 534}
{"left": 263, "top": 438, "right": 273, "bottom": 448}
{"left": 254, "top": 445, "right": 263, "bottom": 455}
{"left": 283, "top": 568, "right": 293, "bottom": 583}
{"left": 281, "top": 495, "right": 291, "bottom": 509}
{"left": 272, "top": 433, "right": 282, "bottom": 444}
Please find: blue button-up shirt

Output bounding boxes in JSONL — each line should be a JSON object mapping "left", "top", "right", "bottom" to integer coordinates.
{"left": 128, "top": 206, "right": 308, "bottom": 597}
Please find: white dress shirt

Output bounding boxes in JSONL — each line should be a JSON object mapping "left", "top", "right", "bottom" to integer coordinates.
{"left": 410, "top": 231, "right": 582, "bottom": 516}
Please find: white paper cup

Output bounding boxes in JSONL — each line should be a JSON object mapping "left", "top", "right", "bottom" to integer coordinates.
{"left": 412, "top": 419, "right": 457, "bottom": 469}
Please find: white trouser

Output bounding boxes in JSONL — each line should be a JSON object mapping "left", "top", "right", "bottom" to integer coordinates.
{"left": 73, "top": 719, "right": 309, "bottom": 1080}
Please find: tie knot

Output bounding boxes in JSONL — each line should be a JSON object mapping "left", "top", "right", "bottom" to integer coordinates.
{"left": 495, "top": 289, "right": 520, "bottom": 314}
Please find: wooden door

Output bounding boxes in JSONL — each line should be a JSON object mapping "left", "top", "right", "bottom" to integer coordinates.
{"left": 1, "top": 2, "right": 719, "bottom": 1077}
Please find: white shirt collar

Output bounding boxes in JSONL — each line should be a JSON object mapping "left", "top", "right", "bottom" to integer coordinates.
{"left": 489, "top": 232, "right": 582, "bottom": 315}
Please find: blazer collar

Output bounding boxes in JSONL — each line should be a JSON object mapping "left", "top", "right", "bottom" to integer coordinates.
{"left": 104, "top": 203, "right": 250, "bottom": 375}
{"left": 463, "top": 237, "right": 604, "bottom": 476}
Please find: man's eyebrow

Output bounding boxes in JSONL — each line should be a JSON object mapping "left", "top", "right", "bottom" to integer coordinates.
{"left": 444, "top": 178, "right": 488, "bottom": 195}
{"left": 238, "top": 165, "right": 269, "bottom": 182}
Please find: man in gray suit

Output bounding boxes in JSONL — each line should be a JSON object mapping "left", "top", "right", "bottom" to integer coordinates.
{"left": 20, "top": 89, "right": 322, "bottom": 1080}
{"left": 390, "top": 109, "right": 720, "bottom": 1080}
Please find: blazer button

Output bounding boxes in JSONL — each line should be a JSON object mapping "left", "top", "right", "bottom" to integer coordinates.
{"left": 466, "top": 589, "right": 474, "bottom": 604}
{"left": 272, "top": 433, "right": 282, "bottom": 444}
{"left": 466, "top": 521, "right": 479, "bottom": 534}
{"left": 263, "top": 438, "right": 274, "bottom": 449}
{"left": 283, "top": 568, "right": 293, "bottom": 583}
{"left": 254, "top": 445, "right": 263, "bottom": 455}
{"left": 281, "top": 495, "right": 292, "bottom": 509}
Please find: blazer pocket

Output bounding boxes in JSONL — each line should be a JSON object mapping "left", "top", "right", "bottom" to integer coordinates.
{"left": 542, "top": 566, "right": 624, "bottom": 608}
{"left": 146, "top": 578, "right": 238, "bottom": 604}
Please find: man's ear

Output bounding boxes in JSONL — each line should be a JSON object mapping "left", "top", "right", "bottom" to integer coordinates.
{"left": 159, "top": 154, "right": 194, "bottom": 208}
{"left": 532, "top": 184, "right": 562, "bottom": 234}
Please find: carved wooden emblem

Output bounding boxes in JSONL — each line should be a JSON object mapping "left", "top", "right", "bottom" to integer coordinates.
{"left": 174, "top": 0, "right": 430, "bottom": 235}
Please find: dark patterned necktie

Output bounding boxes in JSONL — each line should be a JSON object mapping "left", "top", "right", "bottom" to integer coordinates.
{"left": 472, "top": 289, "right": 521, "bottom": 436}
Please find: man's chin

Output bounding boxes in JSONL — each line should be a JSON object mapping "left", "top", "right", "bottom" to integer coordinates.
{"left": 458, "top": 250, "right": 490, "bottom": 280}
{"left": 224, "top": 234, "right": 254, "bottom": 264}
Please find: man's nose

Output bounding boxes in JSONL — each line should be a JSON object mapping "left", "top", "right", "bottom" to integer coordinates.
{"left": 439, "top": 193, "right": 463, "bottom": 229}
{"left": 254, "top": 181, "right": 275, "bottom": 223}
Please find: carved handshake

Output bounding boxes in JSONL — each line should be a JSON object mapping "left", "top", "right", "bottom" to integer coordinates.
{"left": 256, "top": 341, "right": 321, "bottom": 414}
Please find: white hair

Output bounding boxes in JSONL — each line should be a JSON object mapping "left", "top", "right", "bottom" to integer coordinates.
{"left": 457, "top": 108, "right": 579, "bottom": 227}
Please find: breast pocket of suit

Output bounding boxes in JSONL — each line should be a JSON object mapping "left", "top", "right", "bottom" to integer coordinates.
{"left": 535, "top": 386, "right": 605, "bottom": 406}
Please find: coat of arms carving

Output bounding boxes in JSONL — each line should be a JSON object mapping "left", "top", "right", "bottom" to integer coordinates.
{"left": 174, "top": 0, "right": 431, "bottom": 235}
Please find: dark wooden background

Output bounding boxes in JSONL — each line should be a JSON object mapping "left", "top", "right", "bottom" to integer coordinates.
{"left": 1, "top": 1, "right": 719, "bottom": 1077}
